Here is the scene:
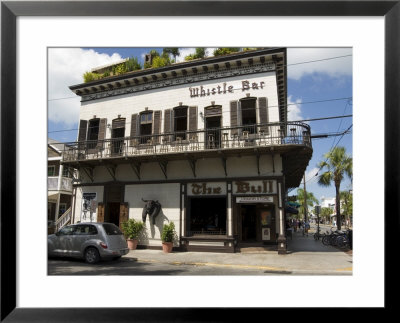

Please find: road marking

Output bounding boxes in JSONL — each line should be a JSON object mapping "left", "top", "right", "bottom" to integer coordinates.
{"left": 141, "top": 258, "right": 285, "bottom": 271}
{"left": 335, "top": 267, "right": 353, "bottom": 272}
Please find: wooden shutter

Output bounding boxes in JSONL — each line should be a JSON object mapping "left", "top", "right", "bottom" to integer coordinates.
{"left": 97, "top": 202, "right": 104, "bottom": 223}
{"left": 130, "top": 114, "right": 138, "bottom": 146}
{"left": 230, "top": 101, "right": 238, "bottom": 135}
{"left": 153, "top": 110, "right": 162, "bottom": 144}
{"left": 112, "top": 118, "right": 125, "bottom": 129}
{"left": 119, "top": 202, "right": 129, "bottom": 229}
{"left": 96, "top": 118, "right": 107, "bottom": 149}
{"left": 78, "top": 120, "right": 88, "bottom": 150}
{"left": 258, "top": 97, "right": 269, "bottom": 134}
{"left": 188, "top": 106, "right": 197, "bottom": 131}
{"left": 164, "top": 109, "right": 172, "bottom": 133}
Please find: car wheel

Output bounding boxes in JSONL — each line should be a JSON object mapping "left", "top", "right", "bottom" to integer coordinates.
{"left": 85, "top": 247, "right": 100, "bottom": 264}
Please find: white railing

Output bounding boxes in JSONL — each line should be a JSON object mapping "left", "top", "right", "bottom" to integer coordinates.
{"left": 55, "top": 207, "right": 72, "bottom": 232}
{"left": 48, "top": 176, "right": 73, "bottom": 192}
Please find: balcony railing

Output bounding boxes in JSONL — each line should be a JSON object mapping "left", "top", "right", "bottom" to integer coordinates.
{"left": 62, "top": 121, "right": 311, "bottom": 162}
{"left": 48, "top": 176, "right": 73, "bottom": 192}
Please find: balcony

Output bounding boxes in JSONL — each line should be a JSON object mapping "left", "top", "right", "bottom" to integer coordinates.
{"left": 61, "top": 121, "right": 312, "bottom": 188}
{"left": 48, "top": 176, "right": 73, "bottom": 193}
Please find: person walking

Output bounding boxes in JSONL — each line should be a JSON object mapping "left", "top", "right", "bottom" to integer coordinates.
{"left": 304, "top": 220, "right": 310, "bottom": 237}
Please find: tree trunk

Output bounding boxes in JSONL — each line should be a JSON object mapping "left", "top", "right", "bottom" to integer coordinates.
{"left": 335, "top": 184, "right": 341, "bottom": 231}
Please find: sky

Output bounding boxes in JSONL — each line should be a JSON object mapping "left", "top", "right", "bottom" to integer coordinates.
{"left": 48, "top": 47, "right": 353, "bottom": 203}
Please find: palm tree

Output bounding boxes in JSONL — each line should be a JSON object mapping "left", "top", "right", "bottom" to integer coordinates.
{"left": 317, "top": 146, "right": 352, "bottom": 231}
{"left": 163, "top": 48, "right": 180, "bottom": 62}
{"left": 296, "top": 188, "right": 319, "bottom": 220}
{"left": 340, "top": 190, "right": 353, "bottom": 228}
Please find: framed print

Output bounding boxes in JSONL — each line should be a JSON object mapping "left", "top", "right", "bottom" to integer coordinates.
{"left": 1, "top": 0, "right": 398, "bottom": 321}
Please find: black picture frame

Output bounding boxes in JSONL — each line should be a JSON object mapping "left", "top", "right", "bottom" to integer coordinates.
{"left": 1, "top": 1, "right": 397, "bottom": 321}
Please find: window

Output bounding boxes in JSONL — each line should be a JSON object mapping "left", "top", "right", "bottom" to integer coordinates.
{"left": 240, "top": 98, "right": 257, "bottom": 134}
{"left": 59, "top": 203, "right": 67, "bottom": 216}
{"left": 62, "top": 166, "right": 73, "bottom": 178}
{"left": 57, "top": 225, "right": 76, "bottom": 236}
{"left": 48, "top": 165, "right": 55, "bottom": 176}
{"left": 74, "top": 224, "right": 98, "bottom": 235}
{"left": 173, "top": 106, "right": 188, "bottom": 140}
{"left": 188, "top": 197, "right": 227, "bottom": 236}
{"left": 87, "top": 118, "right": 100, "bottom": 149}
{"left": 140, "top": 111, "right": 153, "bottom": 144}
{"left": 102, "top": 223, "right": 123, "bottom": 235}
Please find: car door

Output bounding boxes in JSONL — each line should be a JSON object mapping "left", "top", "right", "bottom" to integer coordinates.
{"left": 54, "top": 225, "right": 76, "bottom": 256}
{"left": 71, "top": 224, "right": 99, "bottom": 257}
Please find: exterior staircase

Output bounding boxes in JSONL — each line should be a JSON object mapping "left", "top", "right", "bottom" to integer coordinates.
{"left": 54, "top": 207, "right": 72, "bottom": 233}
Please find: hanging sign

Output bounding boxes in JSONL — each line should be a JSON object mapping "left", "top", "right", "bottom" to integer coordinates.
{"left": 187, "top": 182, "right": 226, "bottom": 196}
{"left": 233, "top": 180, "right": 277, "bottom": 195}
{"left": 236, "top": 196, "right": 274, "bottom": 203}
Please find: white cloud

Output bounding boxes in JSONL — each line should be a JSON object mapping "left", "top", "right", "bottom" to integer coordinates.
{"left": 287, "top": 48, "right": 352, "bottom": 80}
{"left": 287, "top": 96, "right": 303, "bottom": 121}
{"left": 305, "top": 167, "right": 320, "bottom": 183}
{"left": 48, "top": 48, "right": 123, "bottom": 125}
{"left": 175, "top": 47, "right": 218, "bottom": 62}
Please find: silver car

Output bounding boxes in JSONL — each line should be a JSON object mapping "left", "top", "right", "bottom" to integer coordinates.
{"left": 48, "top": 222, "right": 129, "bottom": 264}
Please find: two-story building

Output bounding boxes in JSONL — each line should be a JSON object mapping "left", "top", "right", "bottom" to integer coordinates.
{"left": 62, "top": 48, "right": 313, "bottom": 254}
{"left": 48, "top": 139, "right": 75, "bottom": 233}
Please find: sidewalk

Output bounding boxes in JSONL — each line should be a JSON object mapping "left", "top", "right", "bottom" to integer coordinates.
{"left": 124, "top": 230, "right": 353, "bottom": 275}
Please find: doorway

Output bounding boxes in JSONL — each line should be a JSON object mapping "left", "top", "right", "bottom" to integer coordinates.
{"left": 105, "top": 185, "right": 123, "bottom": 226}
{"left": 205, "top": 116, "right": 221, "bottom": 148}
{"left": 238, "top": 204, "right": 276, "bottom": 244}
{"left": 241, "top": 204, "right": 257, "bottom": 241}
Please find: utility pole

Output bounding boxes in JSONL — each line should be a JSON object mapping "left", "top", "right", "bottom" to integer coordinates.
{"left": 303, "top": 173, "right": 308, "bottom": 222}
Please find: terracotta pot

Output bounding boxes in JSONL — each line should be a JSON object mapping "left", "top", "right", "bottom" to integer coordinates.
{"left": 127, "top": 239, "right": 138, "bottom": 250}
{"left": 162, "top": 242, "right": 173, "bottom": 253}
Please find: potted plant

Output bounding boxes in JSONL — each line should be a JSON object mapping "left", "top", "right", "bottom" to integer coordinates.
{"left": 121, "top": 218, "right": 145, "bottom": 250}
{"left": 161, "top": 222, "right": 176, "bottom": 253}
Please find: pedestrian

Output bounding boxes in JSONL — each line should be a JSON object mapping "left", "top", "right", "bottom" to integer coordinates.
{"left": 304, "top": 220, "right": 310, "bottom": 237}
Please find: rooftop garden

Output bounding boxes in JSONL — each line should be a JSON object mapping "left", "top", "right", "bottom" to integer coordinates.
{"left": 82, "top": 47, "right": 265, "bottom": 83}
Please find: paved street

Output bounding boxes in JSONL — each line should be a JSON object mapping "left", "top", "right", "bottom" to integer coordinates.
{"left": 48, "top": 224, "right": 352, "bottom": 276}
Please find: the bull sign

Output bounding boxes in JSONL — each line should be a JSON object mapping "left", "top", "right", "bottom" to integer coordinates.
{"left": 142, "top": 198, "right": 161, "bottom": 225}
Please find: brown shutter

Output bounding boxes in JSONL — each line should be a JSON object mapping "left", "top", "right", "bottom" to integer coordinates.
{"left": 112, "top": 118, "right": 125, "bottom": 129}
{"left": 164, "top": 109, "right": 172, "bottom": 133}
{"left": 258, "top": 97, "right": 269, "bottom": 134}
{"left": 188, "top": 106, "right": 197, "bottom": 131}
{"left": 119, "top": 202, "right": 129, "bottom": 229}
{"left": 230, "top": 101, "right": 238, "bottom": 135}
{"left": 153, "top": 110, "right": 162, "bottom": 144}
{"left": 96, "top": 118, "right": 107, "bottom": 149}
{"left": 97, "top": 202, "right": 104, "bottom": 223}
{"left": 78, "top": 120, "right": 88, "bottom": 150}
{"left": 130, "top": 114, "right": 138, "bottom": 146}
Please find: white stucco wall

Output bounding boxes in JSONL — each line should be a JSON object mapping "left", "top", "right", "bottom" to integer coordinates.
{"left": 125, "top": 183, "right": 180, "bottom": 246}
{"left": 78, "top": 72, "right": 280, "bottom": 139}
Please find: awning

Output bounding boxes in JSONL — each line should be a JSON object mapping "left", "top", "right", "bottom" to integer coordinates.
{"left": 287, "top": 201, "right": 301, "bottom": 208}
{"left": 285, "top": 206, "right": 299, "bottom": 214}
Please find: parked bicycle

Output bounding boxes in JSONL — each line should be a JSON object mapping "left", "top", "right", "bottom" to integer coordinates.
{"left": 313, "top": 226, "right": 327, "bottom": 240}
{"left": 322, "top": 228, "right": 352, "bottom": 249}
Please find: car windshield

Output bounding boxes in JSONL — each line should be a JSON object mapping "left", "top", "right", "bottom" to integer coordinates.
{"left": 102, "top": 223, "right": 123, "bottom": 235}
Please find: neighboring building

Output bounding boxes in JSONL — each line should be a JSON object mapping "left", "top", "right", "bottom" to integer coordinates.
{"left": 320, "top": 196, "right": 337, "bottom": 225}
{"left": 48, "top": 139, "right": 74, "bottom": 233}
{"left": 62, "top": 48, "right": 313, "bottom": 253}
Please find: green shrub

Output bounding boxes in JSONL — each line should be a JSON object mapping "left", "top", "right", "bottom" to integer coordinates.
{"left": 161, "top": 222, "right": 176, "bottom": 243}
{"left": 83, "top": 71, "right": 100, "bottom": 83}
{"left": 121, "top": 218, "right": 145, "bottom": 240}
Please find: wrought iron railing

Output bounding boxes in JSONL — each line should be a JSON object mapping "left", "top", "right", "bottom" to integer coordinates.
{"left": 62, "top": 121, "right": 311, "bottom": 162}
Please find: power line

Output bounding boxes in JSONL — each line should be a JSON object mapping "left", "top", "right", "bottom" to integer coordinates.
{"left": 48, "top": 113, "right": 352, "bottom": 134}
{"left": 48, "top": 54, "right": 352, "bottom": 102}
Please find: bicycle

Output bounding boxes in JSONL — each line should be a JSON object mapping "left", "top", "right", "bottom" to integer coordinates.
{"left": 313, "top": 226, "right": 326, "bottom": 240}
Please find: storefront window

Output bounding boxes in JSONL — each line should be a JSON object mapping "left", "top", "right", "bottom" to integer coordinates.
{"left": 188, "top": 197, "right": 226, "bottom": 236}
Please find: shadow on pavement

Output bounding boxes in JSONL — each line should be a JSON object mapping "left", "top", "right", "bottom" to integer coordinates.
{"left": 286, "top": 230, "right": 350, "bottom": 254}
